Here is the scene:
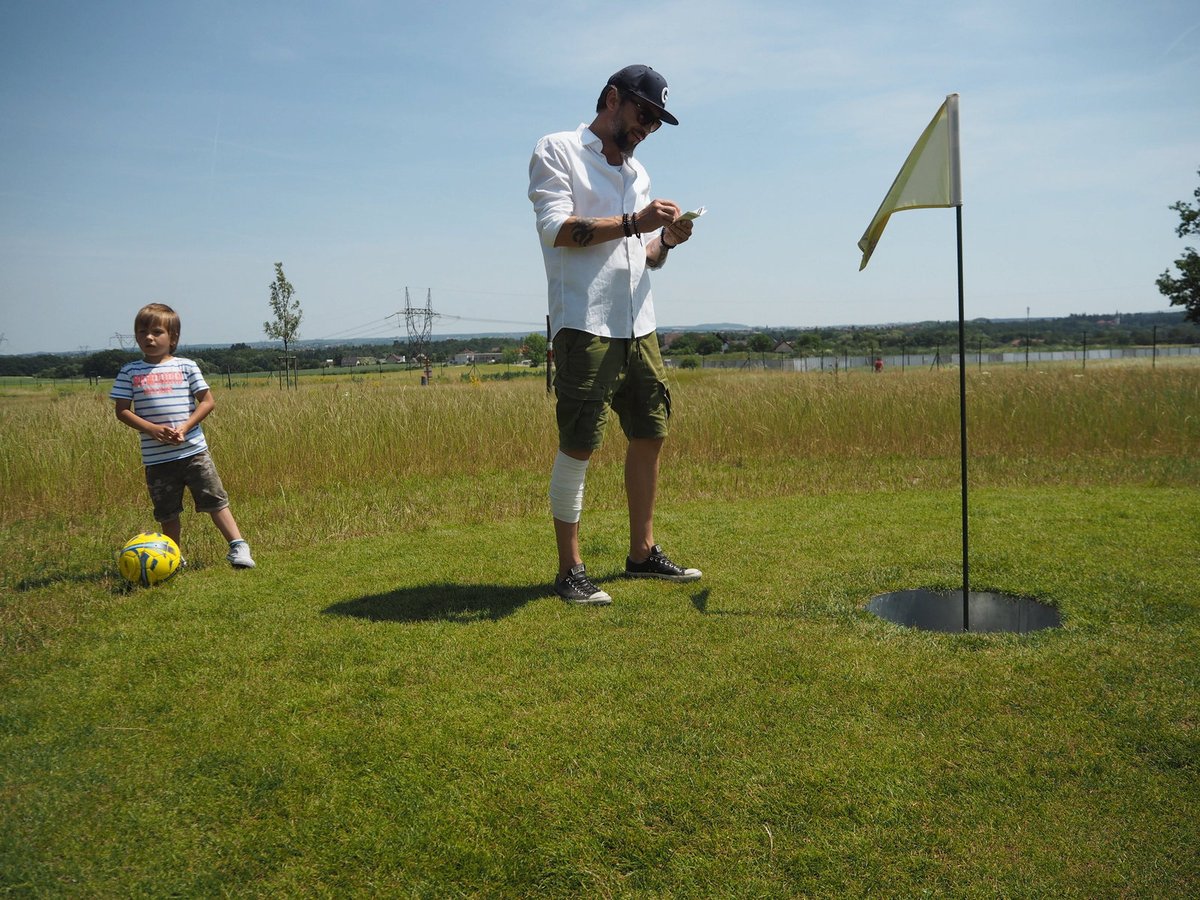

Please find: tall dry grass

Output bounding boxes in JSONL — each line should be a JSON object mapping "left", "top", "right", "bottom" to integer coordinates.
{"left": 669, "top": 364, "right": 1199, "bottom": 462}
{"left": 1, "top": 363, "right": 1196, "bottom": 570}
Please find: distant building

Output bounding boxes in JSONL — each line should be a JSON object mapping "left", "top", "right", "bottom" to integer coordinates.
{"left": 452, "top": 350, "right": 503, "bottom": 365}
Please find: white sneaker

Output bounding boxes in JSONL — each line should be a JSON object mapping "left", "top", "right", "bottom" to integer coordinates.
{"left": 227, "top": 540, "right": 256, "bottom": 569}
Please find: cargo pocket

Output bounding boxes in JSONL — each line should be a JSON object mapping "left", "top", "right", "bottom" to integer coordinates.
{"left": 551, "top": 331, "right": 573, "bottom": 389}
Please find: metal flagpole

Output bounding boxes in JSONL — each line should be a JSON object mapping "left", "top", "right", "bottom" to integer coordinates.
{"left": 545, "top": 315, "right": 552, "bottom": 394}
{"left": 956, "top": 206, "right": 969, "bottom": 630}
{"left": 856, "top": 93, "right": 969, "bottom": 628}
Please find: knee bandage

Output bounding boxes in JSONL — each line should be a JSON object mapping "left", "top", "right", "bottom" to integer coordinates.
{"left": 549, "top": 451, "right": 589, "bottom": 524}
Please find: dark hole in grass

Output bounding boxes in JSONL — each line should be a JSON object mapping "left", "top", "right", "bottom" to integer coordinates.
{"left": 867, "top": 588, "right": 1061, "bottom": 634}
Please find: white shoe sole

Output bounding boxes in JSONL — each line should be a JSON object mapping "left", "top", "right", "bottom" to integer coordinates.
{"left": 558, "top": 591, "right": 612, "bottom": 605}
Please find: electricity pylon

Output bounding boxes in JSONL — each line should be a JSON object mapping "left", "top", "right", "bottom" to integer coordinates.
{"left": 405, "top": 287, "right": 435, "bottom": 357}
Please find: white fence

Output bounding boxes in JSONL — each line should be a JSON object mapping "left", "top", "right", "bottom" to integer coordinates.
{"left": 697, "top": 345, "right": 1200, "bottom": 372}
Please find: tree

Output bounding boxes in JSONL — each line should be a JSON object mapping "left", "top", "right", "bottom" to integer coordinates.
{"left": 524, "top": 332, "right": 548, "bottom": 368}
{"left": 38, "top": 362, "right": 81, "bottom": 379}
{"left": 82, "top": 349, "right": 137, "bottom": 379}
{"left": 791, "top": 332, "right": 822, "bottom": 351}
{"left": 748, "top": 334, "right": 775, "bottom": 353}
{"left": 1157, "top": 169, "right": 1200, "bottom": 324}
{"left": 665, "top": 332, "right": 699, "bottom": 355}
{"left": 263, "top": 262, "right": 302, "bottom": 351}
{"left": 696, "top": 334, "right": 723, "bottom": 355}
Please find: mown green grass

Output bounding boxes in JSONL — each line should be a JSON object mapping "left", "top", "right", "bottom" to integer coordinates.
{"left": 2, "top": 364, "right": 1198, "bottom": 896}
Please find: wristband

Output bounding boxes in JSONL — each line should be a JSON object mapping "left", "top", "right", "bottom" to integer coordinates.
{"left": 660, "top": 227, "right": 676, "bottom": 250}
{"left": 631, "top": 211, "right": 640, "bottom": 236}
{"left": 622, "top": 213, "right": 632, "bottom": 238}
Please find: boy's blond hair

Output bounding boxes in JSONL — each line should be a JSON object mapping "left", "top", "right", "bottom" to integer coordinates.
{"left": 134, "top": 303, "right": 181, "bottom": 353}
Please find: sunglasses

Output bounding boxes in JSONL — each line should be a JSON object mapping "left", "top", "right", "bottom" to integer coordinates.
{"left": 623, "top": 93, "right": 662, "bottom": 132}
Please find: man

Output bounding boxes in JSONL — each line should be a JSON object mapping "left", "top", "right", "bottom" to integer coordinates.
{"left": 528, "top": 64, "right": 701, "bottom": 606}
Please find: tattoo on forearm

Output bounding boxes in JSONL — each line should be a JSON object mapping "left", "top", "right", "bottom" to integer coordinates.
{"left": 571, "top": 218, "right": 598, "bottom": 247}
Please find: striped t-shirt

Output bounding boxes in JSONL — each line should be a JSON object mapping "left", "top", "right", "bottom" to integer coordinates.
{"left": 110, "top": 357, "right": 210, "bottom": 466}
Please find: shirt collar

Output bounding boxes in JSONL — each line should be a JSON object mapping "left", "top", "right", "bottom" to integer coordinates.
{"left": 578, "top": 123, "right": 603, "bottom": 151}
{"left": 578, "top": 123, "right": 638, "bottom": 176}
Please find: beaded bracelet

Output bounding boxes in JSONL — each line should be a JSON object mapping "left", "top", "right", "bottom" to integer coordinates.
{"left": 622, "top": 213, "right": 632, "bottom": 238}
{"left": 631, "top": 212, "right": 640, "bottom": 236}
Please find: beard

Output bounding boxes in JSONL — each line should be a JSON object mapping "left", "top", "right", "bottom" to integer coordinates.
{"left": 612, "top": 121, "right": 637, "bottom": 160}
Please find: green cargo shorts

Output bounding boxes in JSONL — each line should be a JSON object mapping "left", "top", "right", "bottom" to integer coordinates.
{"left": 552, "top": 328, "right": 672, "bottom": 452}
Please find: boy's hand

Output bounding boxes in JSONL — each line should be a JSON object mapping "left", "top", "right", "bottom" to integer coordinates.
{"left": 149, "top": 423, "right": 181, "bottom": 443}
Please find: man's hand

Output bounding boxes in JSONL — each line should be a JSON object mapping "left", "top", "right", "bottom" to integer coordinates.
{"left": 662, "top": 216, "right": 694, "bottom": 248}
{"left": 636, "top": 199, "right": 682, "bottom": 231}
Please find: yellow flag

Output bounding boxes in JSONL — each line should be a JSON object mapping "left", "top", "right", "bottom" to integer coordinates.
{"left": 858, "top": 94, "right": 961, "bottom": 270}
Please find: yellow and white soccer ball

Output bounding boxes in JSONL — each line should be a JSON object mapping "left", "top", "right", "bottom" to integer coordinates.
{"left": 117, "top": 532, "right": 182, "bottom": 587}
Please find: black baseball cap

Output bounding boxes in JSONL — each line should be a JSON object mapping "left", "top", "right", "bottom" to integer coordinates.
{"left": 605, "top": 64, "right": 679, "bottom": 126}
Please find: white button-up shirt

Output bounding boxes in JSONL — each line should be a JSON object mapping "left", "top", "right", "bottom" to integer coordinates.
{"left": 529, "top": 124, "right": 656, "bottom": 339}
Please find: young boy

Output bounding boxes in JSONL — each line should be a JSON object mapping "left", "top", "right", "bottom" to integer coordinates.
{"left": 111, "top": 303, "right": 255, "bottom": 569}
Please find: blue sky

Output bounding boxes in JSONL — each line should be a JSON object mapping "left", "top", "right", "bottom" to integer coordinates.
{"left": 1, "top": 0, "right": 1197, "bottom": 355}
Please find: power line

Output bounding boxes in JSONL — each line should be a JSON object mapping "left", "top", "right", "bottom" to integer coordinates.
{"left": 437, "top": 313, "right": 544, "bottom": 328}
{"left": 305, "top": 294, "right": 543, "bottom": 345}
{"left": 314, "top": 316, "right": 399, "bottom": 341}
{"left": 396, "top": 286, "right": 543, "bottom": 328}
{"left": 427, "top": 287, "right": 545, "bottom": 300}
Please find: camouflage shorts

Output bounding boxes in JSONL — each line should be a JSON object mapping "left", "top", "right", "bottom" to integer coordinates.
{"left": 145, "top": 451, "right": 229, "bottom": 522}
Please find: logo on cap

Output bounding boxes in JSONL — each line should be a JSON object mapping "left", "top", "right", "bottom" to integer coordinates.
{"left": 661, "top": 87, "right": 669, "bottom": 105}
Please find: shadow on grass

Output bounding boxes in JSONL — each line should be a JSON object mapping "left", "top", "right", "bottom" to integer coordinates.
{"left": 323, "top": 582, "right": 550, "bottom": 624}
{"left": 16, "top": 568, "right": 125, "bottom": 594}
{"left": 689, "top": 588, "right": 813, "bottom": 620}
{"left": 17, "top": 562, "right": 214, "bottom": 595}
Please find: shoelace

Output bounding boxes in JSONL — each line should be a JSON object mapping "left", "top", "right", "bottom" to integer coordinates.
{"left": 566, "top": 570, "right": 601, "bottom": 592}
{"left": 650, "top": 551, "right": 686, "bottom": 574}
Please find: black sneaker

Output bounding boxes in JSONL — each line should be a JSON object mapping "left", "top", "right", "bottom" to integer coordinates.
{"left": 554, "top": 564, "right": 612, "bottom": 605}
{"left": 625, "top": 545, "right": 702, "bottom": 582}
